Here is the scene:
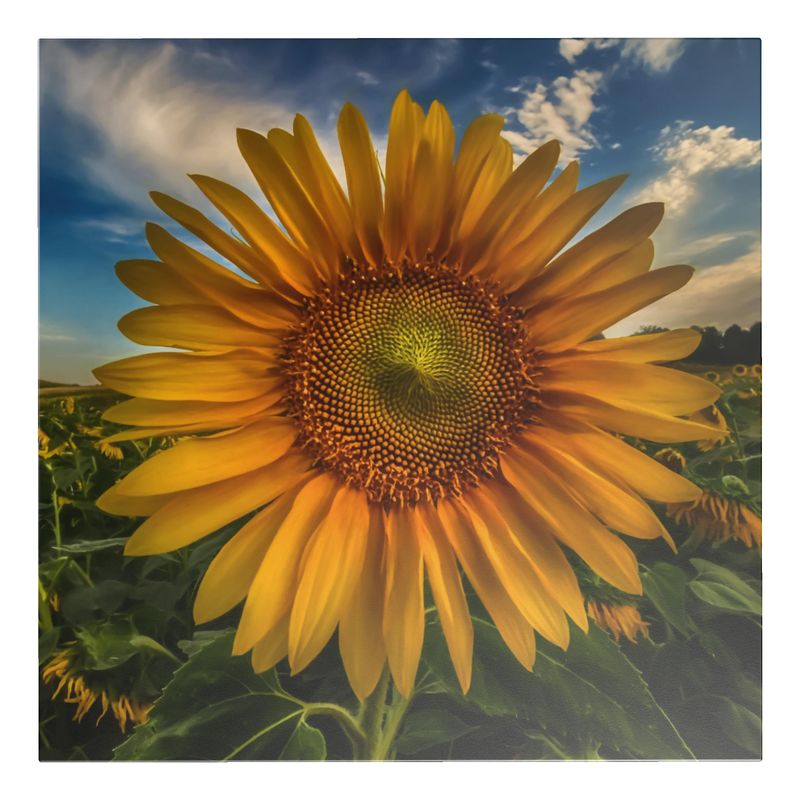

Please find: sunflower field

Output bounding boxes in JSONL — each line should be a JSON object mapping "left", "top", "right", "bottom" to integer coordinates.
{"left": 38, "top": 361, "right": 761, "bottom": 761}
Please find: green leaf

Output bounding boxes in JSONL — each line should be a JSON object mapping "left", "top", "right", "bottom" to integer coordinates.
{"left": 424, "top": 618, "right": 693, "bottom": 759}
{"left": 53, "top": 537, "right": 128, "bottom": 554}
{"left": 721, "top": 475, "right": 750, "bottom": 495}
{"left": 76, "top": 620, "right": 139, "bottom": 670}
{"left": 678, "top": 695, "right": 761, "bottom": 757}
{"left": 129, "top": 635, "right": 182, "bottom": 665}
{"left": 642, "top": 563, "right": 693, "bottom": 636}
{"left": 689, "top": 559, "right": 761, "bottom": 615}
{"left": 280, "top": 720, "right": 327, "bottom": 760}
{"left": 38, "top": 627, "right": 61, "bottom": 664}
{"left": 114, "top": 631, "right": 326, "bottom": 761}
{"left": 395, "top": 710, "right": 478, "bottom": 755}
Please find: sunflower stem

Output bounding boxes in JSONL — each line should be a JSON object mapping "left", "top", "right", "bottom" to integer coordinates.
{"left": 355, "top": 669, "right": 411, "bottom": 760}
{"left": 359, "top": 668, "right": 390, "bottom": 746}
{"left": 303, "top": 702, "right": 367, "bottom": 757}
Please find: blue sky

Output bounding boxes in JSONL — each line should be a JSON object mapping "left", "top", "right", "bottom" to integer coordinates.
{"left": 39, "top": 38, "right": 761, "bottom": 384}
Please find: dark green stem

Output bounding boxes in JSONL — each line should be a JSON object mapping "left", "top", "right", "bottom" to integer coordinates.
{"left": 304, "top": 702, "right": 367, "bottom": 757}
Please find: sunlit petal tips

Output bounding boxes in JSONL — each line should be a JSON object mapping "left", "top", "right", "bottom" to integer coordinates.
{"left": 96, "top": 90, "right": 718, "bottom": 698}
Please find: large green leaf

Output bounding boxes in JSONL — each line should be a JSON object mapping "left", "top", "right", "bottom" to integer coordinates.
{"left": 424, "top": 618, "right": 693, "bottom": 759}
{"left": 689, "top": 558, "right": 762, "bottom": 615}
{"left": 395, "top": 710, "right": 478, "bottom": 755}
{"left": 642, "top": 562, "right": 693, "bottom": 636}
{"left": 114, "top": 631, "right": 326, "bottom": 761}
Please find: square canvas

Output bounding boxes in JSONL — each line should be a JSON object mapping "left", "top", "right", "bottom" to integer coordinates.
{"left": 38, "top": 38, "right": 761, "bottom": 761}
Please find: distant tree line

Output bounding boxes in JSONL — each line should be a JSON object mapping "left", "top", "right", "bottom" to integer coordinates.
{"left": 633, "top": 322, "right": 761, "bottom": 365}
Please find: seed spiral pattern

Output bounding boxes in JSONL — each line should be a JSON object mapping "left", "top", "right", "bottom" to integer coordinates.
{"left": 284, "top": 260, "right": 540, "bottom": 505}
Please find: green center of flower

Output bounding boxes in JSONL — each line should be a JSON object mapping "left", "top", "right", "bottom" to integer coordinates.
{"left": 284, "top": 260, "right": 539, "bottom": 505}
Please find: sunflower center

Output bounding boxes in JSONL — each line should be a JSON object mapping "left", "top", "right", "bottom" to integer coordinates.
{"left": 284, "top": 260, "right": 539, "bottom": 505}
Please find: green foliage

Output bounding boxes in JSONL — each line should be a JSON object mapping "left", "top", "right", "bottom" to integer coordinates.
{"left": 39, "top": 366, "right": 761, "bottom": 761}
{"left": 115, "top": 632, "right": 325, "bottom": 761}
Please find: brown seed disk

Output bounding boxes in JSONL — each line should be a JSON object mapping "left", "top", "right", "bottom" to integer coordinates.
{"left": 283, "top": 259, "right": 539, "bottom": 505}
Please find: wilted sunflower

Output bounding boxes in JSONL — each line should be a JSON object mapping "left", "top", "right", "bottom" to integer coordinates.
{"left": 95, "top": 91, "right": 721, "bottom": 699}
{"left": 42, "top": 645, "right": 151, "bottom": 733}
{"left": 586, "top": 600, "right": 650, "bottom": 644}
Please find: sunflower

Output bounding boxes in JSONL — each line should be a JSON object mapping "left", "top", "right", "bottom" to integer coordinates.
{"left": 667, "top": 492, "right": 762, "bottom": 548}
{"left": 688, "top": 404, "right": 729, "bottom": 452}
{"left": 653, "top": 447, "right": 687, "bottom": 472}
{"left": 95, "top": 91, "right": 721, "bottom": 700}
{"left": 42, "top": 646, "right": 151, "bottom": 733}
{"left": 586, "top": 601, "right": 650, "bottom": 644}
{"left": 732, "top": 364, "right": 749, "bottom": 377}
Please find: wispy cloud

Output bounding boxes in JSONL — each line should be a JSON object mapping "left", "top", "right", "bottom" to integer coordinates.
{"left": 76, "top": 217, "right": 142, "bottom": 243}
{"left": 559, "top": 38, "right": 686, "bottom": 73}
{"left": 502, "top": 69, "right": 603, "bottom": 162}
{"left": 40, "top": 42, "right": 299, "bottom": 208}
{"left": 606, "top": 242, "right": 762, "bottom": 335}
{"left": 355, "top": 70, "right": 379, "bottom": 86}
{"left": 635, "top": 121, "right": 761, "bottom": 215}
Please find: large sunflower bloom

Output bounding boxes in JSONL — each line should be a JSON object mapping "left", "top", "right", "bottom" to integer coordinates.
{"left": 95, "top": 91, "right": 721, "bottom": 700}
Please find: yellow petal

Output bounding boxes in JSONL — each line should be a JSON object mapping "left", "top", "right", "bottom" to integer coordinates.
{"left": 489, "top": 481, "right": 588, "bottom": 631}
{"left": 574, "top": 239, "right": 654, "bottom": 295}
{"left": 492, "top": 161, "right": 580, "bottom": 281}
{"left": 194, "top": 487, "right": 302, "bottom": 624}
{"left": 382, "top": 507, "right": 425, "bottom": 698}
{"left": 532, "top": 414, "right": 701, "bottom": 503}
{"left": 233, "top": 472, "right": 339, "bottom": 655}
{"left": 123, "top": 451, "right": 309, "bottom": 556}
{"left": 431, "top": 501, "right": 537, "bottom": 670}
{"left": 455, "top": 136, "right": 512, "bottom": 245}
{"left": 94, "top": 350, "right": 282, "bottom": 402}
{"left": 284, "top": 115, "right": 362, "bottom": 260}
{"left": 523, "top": 265, "right": 695, "bottom": 350}
{"left": 114, "top": 418, "right": 296, "bottom": 496}
{"left": 96, "top": 483, "right": 176, "bottom": 518}
{"left": 542, "top": 359, "right": 720, "bottom": 416}
{"left": 502, "top": 451, "right": 642, "bottom": 595}
{"left": 337, "top": 103, "right": 384, "bottom": 266}
{"left": 103, "top": 393, "right": 280, "bottom": 428}
{"left": 445, "top": 114, "right": 505, "bottom": 249}
{"left": 339, "top": 506, "right": 388, "bottom": 700}
{"left": 118, "top": 305, "right": 281, "bottom": 351}
{"left": 417, "top": 508, "right": 473, "bottom": 693}
{"left": 500, "top": 174, "right": 627, "bottom": 289}
{"left": 462, "top": 140, "right": 560, "bottom": 273}
{"left": 562, "top": 328, "right": 702, "bottom": 363}
{"left": 115, "top": 259, "right": 209, "bottom": 306}
{"left": 523, "top": 434, "right": 673, "bottom": 545}
{"left": 463, "top": 493, "right": 570, "bottom": 649}
{"left": 408, "top": 100, "right": 456, "bottom": 260}
{"left": 190, "top": 174, "right": 314, "bottom": 296}
{"left": 149, "top": 191, "right": 274, "bottom": 287}
{"left": 251, "top": 615, "right": 290, "bottom": 673}
{"left": 237, "top": 128, "right": 339, "bottom": 280}
{"left": 289, "top": 487, "right": 370, "bottom": 673}
{"left": 100, "top": 418, "right": 274, "bottom": 443}
{"left": 547, "top": 390, "right": 728, "bottom": 443}
{"left": 383, "top": 90, "right": 425, "bottom": 262}
{"left": 523, "top": 203, "right": 664, "bottom": 303}
{"left": 146, "top": 223, "right": 294, "bottom": 329}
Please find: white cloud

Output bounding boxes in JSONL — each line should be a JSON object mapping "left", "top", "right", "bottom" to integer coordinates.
{"left": 502, "top": 69, "right": 603, "bottom": 162}
{"left": 558, "top": 38, "right": 685, "bottom": 73}
{"left": 559, "top": 38, "right": 617, "bottom": 63}
{"left": 619, "top": 39, "right": 686, "bottom": 72}
{"left": 606, "top": 242, "right": 762, "bottom": 335}
{"left": 355, "top": 70, "right": 379, "bottom": 86}
{"left": 40, "top": 42, "right": 311, "bottom": 208}
{"left": 635, "top": 121, "right": 762, "bottom": 214}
